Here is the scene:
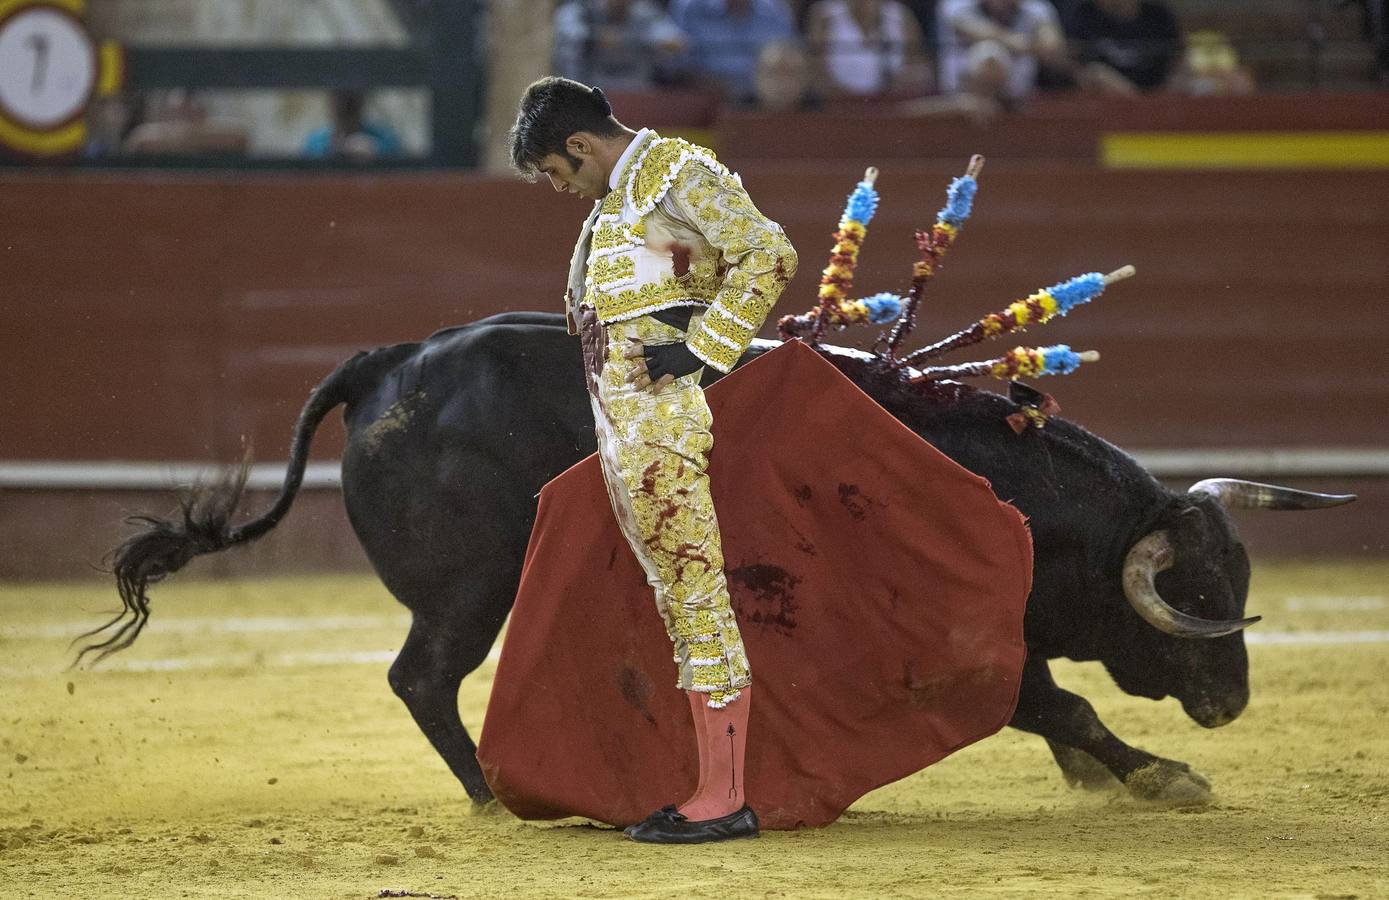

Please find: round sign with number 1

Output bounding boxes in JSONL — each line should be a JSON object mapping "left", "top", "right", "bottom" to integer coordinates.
{"left": 0, "top": 0, "right": 122, "bottom": 157}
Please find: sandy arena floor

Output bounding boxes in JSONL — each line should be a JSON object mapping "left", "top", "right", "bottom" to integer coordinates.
{"left": 2, "top": 562, "right": 1386, "bottom": 898}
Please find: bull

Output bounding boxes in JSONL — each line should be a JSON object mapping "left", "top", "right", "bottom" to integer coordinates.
{"left": 87, "top": 311, "right": 1353, "bottom": 807}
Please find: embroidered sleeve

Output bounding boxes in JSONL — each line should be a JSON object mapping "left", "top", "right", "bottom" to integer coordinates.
{"left": 662, "top": 159, "right": 798, "bottom": 373}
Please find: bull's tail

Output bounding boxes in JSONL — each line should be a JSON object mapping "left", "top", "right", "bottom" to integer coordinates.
{"left": 74, "top": 352, "right": 368, "bottom": 667}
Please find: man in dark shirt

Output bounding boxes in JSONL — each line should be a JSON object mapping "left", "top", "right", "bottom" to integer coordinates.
{"left": 1069, "top": 0, "right": 1182, "bottom": 93}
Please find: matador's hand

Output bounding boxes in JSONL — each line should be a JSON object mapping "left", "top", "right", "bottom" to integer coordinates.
{"left": 625, "top": 338, "right": 704, "bottom": 393}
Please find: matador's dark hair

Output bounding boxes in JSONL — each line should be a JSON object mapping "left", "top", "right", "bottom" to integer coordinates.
{"left": 508, "top": 77, "right": 624, "bottom": 179}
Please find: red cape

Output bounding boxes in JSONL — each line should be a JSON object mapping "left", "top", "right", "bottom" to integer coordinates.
{"left": 476, "top": 340, "right": 1032, "bottom": 829}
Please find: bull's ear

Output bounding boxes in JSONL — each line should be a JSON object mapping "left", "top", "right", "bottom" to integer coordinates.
{"left": 1009, "top": 381, "right": 1044, "bottom": 407}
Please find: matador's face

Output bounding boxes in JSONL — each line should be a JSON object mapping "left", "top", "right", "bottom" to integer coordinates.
{"left": 537, "top": 152, "right": 607, "bottom": 202}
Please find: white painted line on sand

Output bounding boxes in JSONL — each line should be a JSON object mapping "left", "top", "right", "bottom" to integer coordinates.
{"left": 1136, "top": 448, "right": 1389, "bottom": 478}
{"left": 4, "top": 445, "right": 1387, "bottom": 489}
{"left": 2, "top": 614, "right": 411, "bottom": 641}
{"left": 108, "top": 648, "right": 439, "bottom": 673}
{"left": 0, "top": 646, "right": 504, "bottom": 680}
{"left": 1244, "top": 629, "right": 1389, "bottom": 646}
{"left": 2, "top": 631, "right": 1383, "bottom": 681}
{"left": 0, "top": 649, "right": 400, "bottom": 678}
{"left": 0, "top": 461, "right": 342, "bottom": 490}
{"left": 1282, "top": 596, "right": 1386, "bottom": 612}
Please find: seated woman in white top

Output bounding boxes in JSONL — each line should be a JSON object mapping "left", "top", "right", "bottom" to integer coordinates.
{"left": 938, "top": 0, "right": 1067, "bottom": 102}
{"left": 805, "top": 0, "right": 932, "bottom": 97}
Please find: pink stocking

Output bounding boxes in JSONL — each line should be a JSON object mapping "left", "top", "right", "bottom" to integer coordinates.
{"left": 678, "top": 685, "right": 752, "bottom": 821}
{"left": 682, "top": 691, "right": 710, "bottom": 808}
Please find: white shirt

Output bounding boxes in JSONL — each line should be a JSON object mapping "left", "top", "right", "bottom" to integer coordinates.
{"left": 937, "top": 0, "right": 1059, "bottom": 97}
{"left": 608, "top": 127, "right": 653, "bottom": 191}
{"left": 818, "top": 0, "right": 910, "bottom": 96}
{"left": 566, "top": 128, "right": 656, "bottom": 329}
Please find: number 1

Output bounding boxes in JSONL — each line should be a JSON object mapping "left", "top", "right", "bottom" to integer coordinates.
{"left": 26, "top": 33, "right": 49, "bottom": 93}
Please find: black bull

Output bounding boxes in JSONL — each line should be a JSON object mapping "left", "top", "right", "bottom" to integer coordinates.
{"left": 90, "top": 312, "right": 1354, "bottom": 807}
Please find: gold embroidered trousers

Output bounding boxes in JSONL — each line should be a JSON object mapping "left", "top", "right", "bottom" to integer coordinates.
{"left": 579, "top": 307, "right": 752, "bottom": 708}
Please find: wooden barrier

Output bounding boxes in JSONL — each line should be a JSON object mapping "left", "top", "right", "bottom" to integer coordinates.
{"left": 12, "top": 160, "right": 1384, "bottom": 461}
{"left": 3, "top": 101, "right": 1386, "bottom": 574}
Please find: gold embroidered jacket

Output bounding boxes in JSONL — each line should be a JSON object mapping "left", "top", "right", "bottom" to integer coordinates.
{"left": 566, "top": 132, "right": 798, "bottom": 373}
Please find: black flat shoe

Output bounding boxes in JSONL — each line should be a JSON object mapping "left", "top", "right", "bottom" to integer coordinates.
{"left": 622, "top": 804, "right": 680, "bottom": 838}
{"left": 624, "top": 804, "right": 759, "bottom": 844}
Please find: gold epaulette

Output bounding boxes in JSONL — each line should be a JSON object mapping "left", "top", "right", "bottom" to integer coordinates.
{"left": 625, "top": 137, "right": 729, "bottom": 217}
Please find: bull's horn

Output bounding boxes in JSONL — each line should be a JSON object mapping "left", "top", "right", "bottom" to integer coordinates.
{"left": 1122, "top": 530, "right": 1261, "bottom": 639}
{"left": 1189, "top": 478, "right": 1356, "bottom": 510}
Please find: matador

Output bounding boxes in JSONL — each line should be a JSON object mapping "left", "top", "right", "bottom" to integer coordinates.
{"left": 508, "top": 77, "right": 797, "bottom": 844}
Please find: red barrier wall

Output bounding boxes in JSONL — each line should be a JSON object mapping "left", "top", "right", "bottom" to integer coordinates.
{"left": 6, "top": 162, "right": 1386, "bottom": 461}
{"left": 3, "top": 97, "right": 1386, "bottom": 576}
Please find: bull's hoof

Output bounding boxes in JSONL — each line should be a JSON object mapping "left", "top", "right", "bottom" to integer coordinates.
{"left": 1123, "top": 761, "right": 1212, "bottom": 805}
{"left": 1047, "top": 740, "right": 1121, "bottom": 791}
{"left": 464, "top": 779, "right": 499, "bottom": 814}
{"left": 467, "top": 797, "right": 507, "bottom": 817}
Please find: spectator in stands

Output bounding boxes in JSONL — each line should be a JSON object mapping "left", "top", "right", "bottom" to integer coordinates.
{"left": 1169, "top": 30, "right": 1255, "bottom": 96}
{"left": 794, "top": 0, "right": 937, "bottom": 42}
{"left": 1370, "top": 0, "right": 1389, "bottom": 81}
{"left": 302, "top": 91, "right": 403, "bottom": 161}
{"left": 553, "top": 0, "right": 689, "bottom": 90}
{"left": 84, "top": 92, "right": 145, "bottom": 159}
{"left": 1069, "top": 0, "right": 1182, "bottom": 95}
{"left": 670, "top": 0, "right": 798, "bottom": 101}
{"left": 123, "top": 89, "right": 249, "bottom": 156}
{"left": 937, "top": 0, "right": 1067, "bottom": 104}
{"left": 804, "top": 0, "right": 932, "bottom": 97}
{"left": 753, "top": 40, "right": 822, "bottom": 109}
{"left": 1047, "top": 0, "right": 1083, "bottom": 31}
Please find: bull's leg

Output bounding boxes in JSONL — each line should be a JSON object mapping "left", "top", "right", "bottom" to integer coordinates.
{"left": 1009, "top": 656, "right": 1212, "bottom": 804}
{"left": 1045, "top": 739, "right": 1120, "bottom": 791}
{"left": 388, "top": 613, "right": 498, "bottom": 805}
